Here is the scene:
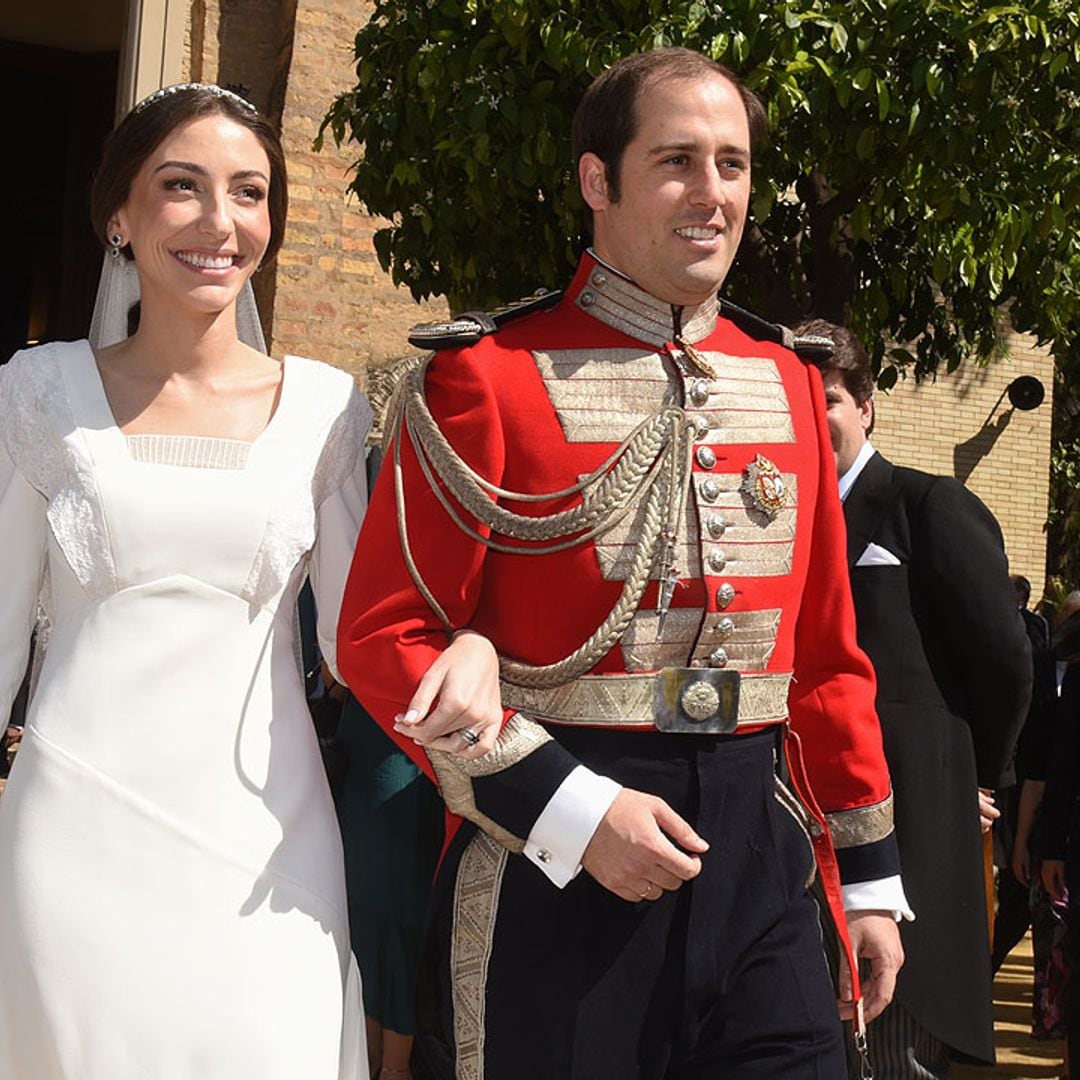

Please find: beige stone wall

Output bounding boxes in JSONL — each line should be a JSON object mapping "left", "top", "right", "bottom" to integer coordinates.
{"left": 872, "top": 330, "right": 1054, "bottom": 599}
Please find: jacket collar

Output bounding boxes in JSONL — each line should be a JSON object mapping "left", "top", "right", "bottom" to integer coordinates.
{"left": 843, "top": 451, "right": 897, "bottom": 567}
{"left": 566, "top": 250, "right": 719, "bottom": 348}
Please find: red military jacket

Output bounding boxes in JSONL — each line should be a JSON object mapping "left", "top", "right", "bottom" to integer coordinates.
{"left": 339, "top": 253, "right": 898, "bottom": 890}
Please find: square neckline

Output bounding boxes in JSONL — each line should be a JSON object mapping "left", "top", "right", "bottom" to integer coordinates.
{"left": 79, "top": 340, "right": 294, "bottom": 460}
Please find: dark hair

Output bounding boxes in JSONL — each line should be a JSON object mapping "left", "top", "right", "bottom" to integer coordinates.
{"left": 795, "top": 317, "right": 876, "bottom": 436}
{"left": 571, "top": 48, "right": 767, "bottom": 204}
{"left": 90, "top": 86, "right": 288, "bottom": 266}
{"left": 1011, "top": 574, "right": 1032, "bottom": 606}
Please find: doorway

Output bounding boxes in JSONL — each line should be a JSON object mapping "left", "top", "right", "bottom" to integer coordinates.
{"left": 0, "top": 3, "right": 123, "bottom": 361}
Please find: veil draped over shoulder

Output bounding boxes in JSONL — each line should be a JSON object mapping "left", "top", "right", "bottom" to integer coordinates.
{"left": 88, "top": 255, "right": 268, "bottom": 352}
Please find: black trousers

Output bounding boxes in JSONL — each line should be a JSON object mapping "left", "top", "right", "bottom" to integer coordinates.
{"left": 416, "top": 728, "right": 845, "bottom": 1079}
{"left": 991, "top": 785, "right": 1031, "bottom": 973}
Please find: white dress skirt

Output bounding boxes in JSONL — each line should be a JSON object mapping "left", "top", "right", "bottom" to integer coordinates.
{"left": 0, "top": 342, "right": 371, "bottom": 1079}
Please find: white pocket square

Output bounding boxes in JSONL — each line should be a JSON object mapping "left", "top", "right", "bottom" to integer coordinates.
{"left": 856, "top": 542, "right": 902, "bottom": 567}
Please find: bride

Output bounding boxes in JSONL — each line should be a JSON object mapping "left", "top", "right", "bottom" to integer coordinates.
{"left": 0, "top": 83, "right": 499, "bottom": 1079}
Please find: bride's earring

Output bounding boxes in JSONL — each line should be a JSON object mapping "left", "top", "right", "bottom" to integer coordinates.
{"left": 110, "top": 233, "right": 124, "bottom": 259}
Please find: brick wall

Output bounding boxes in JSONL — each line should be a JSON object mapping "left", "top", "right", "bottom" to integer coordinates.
{"left": 185, "top": 0, "right": 443, "bottom": 386}
{"left": 267, "top": 0, "right": 448, "bottom": 382}
{"left": 872, "top": 330, "right": 1054, "bottom": 599}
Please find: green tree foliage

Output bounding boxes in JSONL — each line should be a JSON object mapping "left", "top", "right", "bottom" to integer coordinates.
{"left": 321, "top": 0, "right": 1079, "bottom": 382}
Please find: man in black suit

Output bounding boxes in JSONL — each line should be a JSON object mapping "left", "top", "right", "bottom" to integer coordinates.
{"left": 802, "top": 320, "right": 1032, "bottom": 1077}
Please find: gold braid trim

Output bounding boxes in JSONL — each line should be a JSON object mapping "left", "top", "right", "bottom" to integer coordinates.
{"left": 427, "top": 715, "right": 554, "bottom": 853}
{"left": 369, "top": 354, "right": 427, "bottom": 448}
{"left": 401, "top": 358, "right": 687, "bottom": 542}
{"left": 824, "top": 791, "right": 895, "bottom": 849}
{"left": 451, "top": 831, "right": 508, "bottom": 1080}
{"left": 390, "top": 355, "right": 697, "bottom": 687}
{"left": 498, "top": 471, "right": 667, "bottom": 687}
{"left": 773, "top": 775, "right": 817, "bottom": 890}
{"left": 499, "top": 671, "right": 791, "bottom": 727}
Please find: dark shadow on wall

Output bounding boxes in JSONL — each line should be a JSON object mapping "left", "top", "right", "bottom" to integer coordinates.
{"left": 954, "top": 410, "right": 1014, "bottom": 484}
{"left": 952, "top": 377, "right": 1046, "bottom": 484}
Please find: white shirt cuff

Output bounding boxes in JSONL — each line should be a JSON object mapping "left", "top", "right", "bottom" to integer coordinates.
{"left": 523, "top": 766, "right": 622, "bottom": 888}
{"left": 841, "top": 875, "right": 915, "bottom": 922}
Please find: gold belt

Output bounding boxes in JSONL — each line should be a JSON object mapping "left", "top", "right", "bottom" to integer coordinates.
{"left": 500, "top": 669, "right": 791, "bottom": 735}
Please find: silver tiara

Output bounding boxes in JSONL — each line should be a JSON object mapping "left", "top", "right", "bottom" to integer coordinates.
{"left": 133, "top": 83, "right": 257, "bottom": 115}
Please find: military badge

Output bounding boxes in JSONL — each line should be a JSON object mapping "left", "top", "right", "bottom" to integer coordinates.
{"left": 681, "top": 680, "right": 721, "bottom": 722}
{"left": 741, "top": 454, "right": 787, "bottom": 521}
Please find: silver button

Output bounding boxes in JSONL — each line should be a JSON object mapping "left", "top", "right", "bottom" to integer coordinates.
{"left": 591, "top": 271, "right": 608, "bottom": 287}
{"left": 709, "top": 647, "right": 729, "bottom": 668}
{"left": 808, "top": 820, "right": 824, "bottom": 838}
{"left": 694, "top": 416, "right": 711, "bottom": 436}
{"left": 696, "top": 446, "right": 717, "bottom": 469}
{"left": 580, "top": 289, "right": 596, "bottom": 307}
{"left": 699, "top": 478, "right": 720, "bottom": 502}
{"left": 689, "top": 379, "right": 710, "bottom": 406}
{"left": 716, "top": 582, "right": 736, "bottom": 608}
{"left": 715, "top": 617, "right": 736, "bottom": 637}
{"left": 537, "top": 849, "right": 552, "bottom": 864}
{"left": 706, "top": 515, "right": 727, "bottom": 539}
{"left": 708, "top": 549, "right": 727, "bottom": 572}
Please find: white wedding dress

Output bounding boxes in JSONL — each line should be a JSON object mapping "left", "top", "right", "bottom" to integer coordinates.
{"left": 0, "top": 341, "right": 372, "bottom": 1079}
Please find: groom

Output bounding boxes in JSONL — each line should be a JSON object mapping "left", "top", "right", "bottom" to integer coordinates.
{"left": 339, "top": 47, "right": 906, "bottom": 1079}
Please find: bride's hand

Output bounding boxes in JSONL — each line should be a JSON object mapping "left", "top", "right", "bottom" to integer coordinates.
{"left": 392, "top": 630, "right": 503, "bottom": 760}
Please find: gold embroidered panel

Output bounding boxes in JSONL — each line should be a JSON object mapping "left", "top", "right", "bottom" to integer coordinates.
{"left": 680, "top": 354, "right": 795, "bottom": 445}
{"left": 501, "top": 671, "right": 792, "bottom": 727}
{"left": 592, "top": 479, "right": 701, "bottom": 582}
{"left": 534, "top": 348, "right": 792, "bottom": 446}
{"left": 452, "top": 832, "right": 508, "bottom": 1080}
{"left": 428, "top": 715, "right": 553, "bottom": 854}
{"left": 690, "top": 609, "right": 782, "bottom": 671}
{"left": 618, "top": 608, "right": 705, "bottom": 672}
{"left": 692, "top": 473, "right": 798, "bottom": 578}
{"left": 532, "top": 349, "right": 677, "bottom": 443}
{"left": 591, "top": 472, "right": 796, "bottom": 582}
{"left": 825, "top": 792, "right": 895, "bottom": 849}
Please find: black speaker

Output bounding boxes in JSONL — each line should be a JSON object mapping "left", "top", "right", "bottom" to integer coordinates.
{"left": 1007, "top": 375, "right": 1045, "bottom": 411}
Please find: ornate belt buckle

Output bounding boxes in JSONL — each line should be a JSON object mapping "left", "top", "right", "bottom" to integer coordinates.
{"left": 654, "top": 668, "right": 741, "bottom": 734}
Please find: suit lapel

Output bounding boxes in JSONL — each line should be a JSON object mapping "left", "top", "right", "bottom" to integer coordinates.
{"left": 842, "top": 452, "right": 897, "bottom": 568}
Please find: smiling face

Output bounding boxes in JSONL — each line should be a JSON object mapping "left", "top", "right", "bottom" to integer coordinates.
{"left": 109, "top": 113, "right": 272, "bottom": 319}
{"left": 579, "top": 73, "right": 751, "bottom": 307}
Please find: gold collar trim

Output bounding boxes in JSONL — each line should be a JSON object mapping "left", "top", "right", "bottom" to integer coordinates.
{"left": 575, "top": 254, "right": 719, "bottom": 347}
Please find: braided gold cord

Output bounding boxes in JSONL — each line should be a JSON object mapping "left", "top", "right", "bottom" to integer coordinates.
{"left": 408, "top": 410, "right": 673, "bottom": 558}
{"left": 498, "top": 461, "right": 672, "bottom": 687}
{"left": 372, "top": 354, "right": 427, "bottom": 448}
{"left": 402, "top": 358, "right": 663, "bottom": 505}
{"left": 401, "top": 360, "right": 683, "bottom": 543}
{"left": 389, "top": 355, "right": 696, "bottom": 687}
{"left": 393, "top": 395, "right": 454, "bottom": 636}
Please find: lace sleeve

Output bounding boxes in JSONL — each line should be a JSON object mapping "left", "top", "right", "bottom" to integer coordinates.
{"left": 309, "top": 383, "right": 371, "bottom": 681}
{"left": 0, "top": 366, "right": 49, "bottom": 719}
{"left": 312, "top": 381, "right": 374, "bottom": 510}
